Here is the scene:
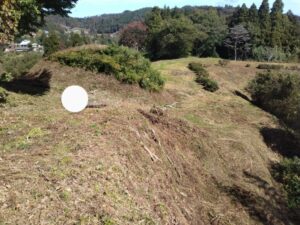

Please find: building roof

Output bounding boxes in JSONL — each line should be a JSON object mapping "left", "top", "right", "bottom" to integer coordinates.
{"left": 19, "top": 40, "right": 31, "bottom": 45}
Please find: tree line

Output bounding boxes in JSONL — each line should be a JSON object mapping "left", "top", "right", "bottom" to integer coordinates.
{"left": 119, "top": 0, "right": 300, "bottom": 62}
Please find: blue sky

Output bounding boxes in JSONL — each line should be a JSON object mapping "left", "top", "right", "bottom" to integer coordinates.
{"left": 71, "top": 0, "right": 300, "bottom": 17}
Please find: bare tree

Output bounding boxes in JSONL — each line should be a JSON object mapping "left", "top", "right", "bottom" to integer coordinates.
{"left": 224, "top": 24, "right": 251, "bottom": 61}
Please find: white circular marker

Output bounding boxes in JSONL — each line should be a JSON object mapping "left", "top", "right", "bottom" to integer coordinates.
{"left": 61, "top": 85, "right": 88, "bottom": 113}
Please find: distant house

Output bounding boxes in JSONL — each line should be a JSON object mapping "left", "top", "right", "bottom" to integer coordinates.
{"left": 66, "top": 27, "right": 90, "bottom": 35}
{"left": 4, "top": 40, "right": 44, "bottom": 53}
{"left": 16, "top": 40, "right": 31, "bottom": 52}
{"left": 32, "top": 43, "right": 44, "bottom": 52}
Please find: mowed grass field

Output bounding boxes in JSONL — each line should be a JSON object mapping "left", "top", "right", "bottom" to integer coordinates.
{"left": 0, "top": 57, "right": 299, "bottom": 225}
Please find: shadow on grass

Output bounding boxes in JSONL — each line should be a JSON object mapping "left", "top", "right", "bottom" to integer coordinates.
{"left": 234, "top": 90, "right": 252, "bottom": 102}
{"left": 260, "top": 127, "right": 300, "bottom": 158}
{"left": 0, "top": 69, "right": 52, "bottom": 95}
{"left": 216, "top": 171, "right": 299, "bottom": 224}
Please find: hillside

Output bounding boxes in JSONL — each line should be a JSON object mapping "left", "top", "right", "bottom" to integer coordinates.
{"left": 45, "top": 5, "right": 300, "bottom": 34}
{"left": 46, "top": 7, "right": 152, "bottom": 33}
{"left": 0, "top": 56, "right": 299, "bottom": 224}
{"left": 45, "top": 5, "right": 236, "bottom": 33}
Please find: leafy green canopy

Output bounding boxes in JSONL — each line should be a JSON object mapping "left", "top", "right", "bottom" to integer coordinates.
{"left": 190, "top": 9, "right": 228, "bottom": 57}
{"left": 230, "top": 0, "right": 299, "bottom": 56}
{"left": 146, "top": 8, "right": 198, "bottom": 60}
{"left": 145, "top": 7, "right": 229, "bottom": 60}
{"left": 0, "top": 0, "right": 78, "bottom": 43}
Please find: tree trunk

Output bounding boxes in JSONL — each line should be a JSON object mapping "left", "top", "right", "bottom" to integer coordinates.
{"left": 234, "top": 42, "right": 237, "bottom": 61}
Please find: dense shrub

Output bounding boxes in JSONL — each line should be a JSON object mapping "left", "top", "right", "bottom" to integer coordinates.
{"left": 188, "top": 62, "right": 209, "bottom": 78}
{"left": 218, "top": 59, "right": 230, "bottom": 67}
{"left": 188, "top": 62, "right": 219, "bottom": 92}
{"left": 196, "top": 76, "right": 219, "bottom": 92}
{"left": 247, "top": 71, "right": 300, "bottom": 130}
{"left": 1, "top": 52, "right": 42, "bottom": 80}
{"left": 0, "top": 87, "right": 8, "bottom": 103}
{"left": 252, "top": 46, "right": 288, "bottom": 62}
{"left": 273, "top": 157, "right": 300, "bottom": 209}
{"left": 146, "top": 17, "right": 198, "bottom": 60}
{"left": 245, "top": 64, "right": 251, "bottom": 67}
{"left": 257, "top": 64, "right": 284, "bottom": 70}
{"left": 50, "top": 45, "right": 164, "bottom": 91}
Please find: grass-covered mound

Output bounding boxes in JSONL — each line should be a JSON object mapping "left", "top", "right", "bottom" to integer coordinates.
{"left": 50, "top": 45, "right": 165, "bottom": 91}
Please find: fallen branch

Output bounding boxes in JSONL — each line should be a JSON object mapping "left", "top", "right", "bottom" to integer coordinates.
{"left": 142, "top": 145, "right": 161, "bottom": 162}
{"left": 87, "top": 103, "right": 107, "bottom": 108}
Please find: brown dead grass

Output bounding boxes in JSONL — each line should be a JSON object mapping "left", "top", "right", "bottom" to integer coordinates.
{"left": 0, "top": 57, "right": 297, "bottom": 225}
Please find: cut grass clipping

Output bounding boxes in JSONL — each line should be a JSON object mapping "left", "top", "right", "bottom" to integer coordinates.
{"left": 257, "top": 64, "right": 284, "bottom": 70}
{"left": 188, "top": 62, "right": 219, "bottom": 92}
{"left": 50, "top": 45, "right": 165, "bottom": 91}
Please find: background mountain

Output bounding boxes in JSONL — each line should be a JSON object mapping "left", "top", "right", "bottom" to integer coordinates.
{"left": 45, "top": 5, "right": 238, "bottom": 34}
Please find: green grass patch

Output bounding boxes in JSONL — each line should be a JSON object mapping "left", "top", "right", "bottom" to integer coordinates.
{"left": 184, "top": 113, "right": 206, "bottom": 127}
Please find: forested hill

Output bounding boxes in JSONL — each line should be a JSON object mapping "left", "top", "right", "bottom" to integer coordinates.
{"left": 46, "top": 7, "right": 152, "bottom": 33}
{"left": 45, "top": 5, "right": 237, "bottom": 33}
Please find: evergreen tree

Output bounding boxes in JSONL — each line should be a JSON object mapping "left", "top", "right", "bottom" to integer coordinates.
{"left": 145, "top": 7, "right": 164, "bottom": 32}
{"left": 249, "top": 4, "right": 259, "bottom": 24}
{"left": 258, "top": 0, "right": 271, "bottom": 46}
{"left": 230, "top": 5, "right": 241, "bottom": 26}
{"left": 247, "top": 3, "right": 261, "bottom": 45}
{"left": 238, "top": 4, "right": 249, "bottom": 24}
{"left": 43, "top": 32, "right": 60, "bottom": 56}
{"left": 224, "top": 25, "right": 251, "bottom": 60}
{"left": 270, "top": 0, "right": 284, "bottom": 47}
{"left": 191, "top": 9, "right": 228, "bottom": 57}
{"left": 284, "top": 11, "right": 300, "bottom": 53}
{"left": 230, "top": 4, "right": 249, "bottom": 26}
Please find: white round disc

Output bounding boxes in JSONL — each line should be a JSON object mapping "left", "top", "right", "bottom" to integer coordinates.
{"left": 61, "top": 85, "right": 88, "bottom": 113}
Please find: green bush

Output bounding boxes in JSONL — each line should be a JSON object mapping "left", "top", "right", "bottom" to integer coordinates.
{"left": 218, "top": 59, "right": 230, "bottom": 67}
{"left": 257, "top": 64, "right": 284, "bottom": 70}
{"left": 252, "top": 46, "right": 288, "bottom": 62}
{"left": 247, "top": 71, "right": 300, "bottom": 130}
{"left": 50, "top": 45, "right": 164, "bottom": 91}
{"left": 188, "top": 62, "right": 209, "bottom": 78}
{"left": 0, "top": 87, "right": 8, "bottom": 103}
{"left": 196, "top": 76, "right": 219, "bottom": 92}
{"left": 188, "top": 62, "right": 219, "bottom": 92}
{"left": 1, "top": 52, "right": 42, "bottom": 80}
{"left": 273, "top": 157, "right": 300, "bottom": 209}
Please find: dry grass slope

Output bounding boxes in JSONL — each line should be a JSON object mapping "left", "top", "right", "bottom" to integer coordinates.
{"left": 0, "top": 57, "right": 299, "bottom": 224}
